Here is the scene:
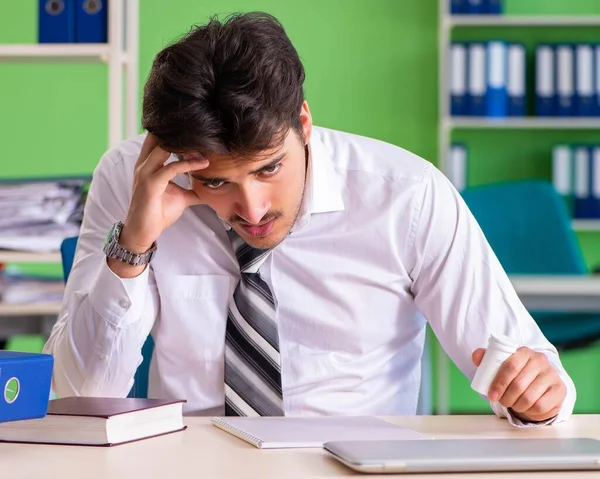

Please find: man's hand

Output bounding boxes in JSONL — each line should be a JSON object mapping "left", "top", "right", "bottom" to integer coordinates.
{"left": 472, "top": 347, "right": 567, "bottom": 422}
{"left": 108, "top": 133, "right": 209, "bottom": 278}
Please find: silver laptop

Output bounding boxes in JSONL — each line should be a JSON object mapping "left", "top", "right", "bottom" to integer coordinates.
{"left": 323, "top": 438, "right": 600, "bottom": 474}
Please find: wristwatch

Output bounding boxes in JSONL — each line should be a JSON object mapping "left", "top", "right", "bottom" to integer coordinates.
{"left": 103, "top": 221, "right": 157, "bottom": 266}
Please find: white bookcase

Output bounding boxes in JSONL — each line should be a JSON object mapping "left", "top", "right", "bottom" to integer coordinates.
{"left": 436, "top": 1, "right": 600, "bottom": 414}
{"left": 0, "top": 0, "right": 138, "bottom": 320}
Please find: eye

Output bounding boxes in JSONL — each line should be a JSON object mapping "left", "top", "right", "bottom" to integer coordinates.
{"left": 260, "top": 163, "right": 281, "bottom": 177}
{"left": 203, "top": 179, "right": 227, "bottom": 190}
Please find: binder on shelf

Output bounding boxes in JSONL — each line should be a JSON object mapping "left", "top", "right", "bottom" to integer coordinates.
{"left": 447, "top": 144, "right": 468, "bottom": 192}
{"left": 552, "top": 145, "right": 574, "bottom": 216}
{"left": 556, "top": 44, "right": 575, "bottom": 117}
{"left": 574, "top": 146, "right": 591, "bottom": 218}
{"left": 450, "top": 0, "right": 466, "bottom": 14}
{"left": 38, "top": 0, "right": 75, "bottom": 43}
{"left": 486, "top": 41, "right": 507, "bottom": 117}
{"left": 507, "top": 44, "right": 526, "bottom": 116}
{"left": 450, "top": 43, "right": 467, "bottom": 116}
{"left": 75, "top": 0, "right": 108, "bottom": 43}
{"left": 466, "top": 0, "right": 485, "bottom": 14}
{"left": 535, "top": 44, "right": 556, "bottom": 116}
{"left": 595, "top": 45, "right": 600, "bottom": 116}
{"left": 485, "top": 0, "right": 503, "bottom": 14}
{"left": 468, "top": 43, "right": 487, "bottom": 116}
{"left": 575, "top": 44, "right": 595, "bottom": 117}
{"left": 591, "top": 147, "right": 600, "bottom": 218}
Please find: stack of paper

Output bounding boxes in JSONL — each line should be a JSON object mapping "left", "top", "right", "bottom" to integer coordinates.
{"left": 0, "top": 272, "right": 64, "bottom": 304}
{"left": 0, "top": 178, "right": 88, "bottom": 253}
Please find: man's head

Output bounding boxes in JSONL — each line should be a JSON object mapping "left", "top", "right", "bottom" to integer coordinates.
{"left": 142, "top": 12, "right": 312, "bottom": 249}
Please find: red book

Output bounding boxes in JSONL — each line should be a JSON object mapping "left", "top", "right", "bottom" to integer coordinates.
{"left": 0, "top": 397, "right": 186, "bottom": 446}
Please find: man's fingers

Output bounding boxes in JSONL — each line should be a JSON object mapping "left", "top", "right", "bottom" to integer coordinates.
{"left": 135, "top": 133, "right": 160, "bottom": 169}
{"left": 153, "top": 158, "right": 209, "bottom": 186}
{"left": 498, "top": 358, "right": 539, "bottom": 408}
{"left": 472, "top": 348, "right": 486, "bottom": 367}
{"left": 166, "top": 182, "right": 204, "bottom": 207}
{"left": 509, "top": 372, "right": 551, "bottom": 413}
{"left": 520, "top": 384, "right": 563, "bottom": 421}
{"left": 487, "top": 347, "right": 531, "bottom": 402}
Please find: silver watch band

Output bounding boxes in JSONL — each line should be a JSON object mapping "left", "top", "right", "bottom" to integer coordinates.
{"left": 103, "top": 221, "right": 157, "bottom": 266}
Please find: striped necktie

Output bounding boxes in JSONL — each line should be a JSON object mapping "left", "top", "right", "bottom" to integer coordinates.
{"left": 224, "top": 230, "right": 284, "bottom": 416}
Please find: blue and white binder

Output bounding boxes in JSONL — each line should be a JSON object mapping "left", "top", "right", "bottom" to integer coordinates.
{"left": 507, "top": 44, "right": 526, "bottom": 116}
{"left": 574, "top": 146, "right": 591, "bottom": 218}
{"left": 575, "top": 44, "right": 595, "bottom": 116}
{"left": 591, "top": 147, "right": 600, "bottom": 218}
{"left": 535, "top": 44, "right": 556, "bottom": 116}
{"left": 484, "top": 0, "right": 503, "bottom": 14}
{"left": 552, "top": 145, "right": 574, "bottom": 215}
{"left": 466, "top": 0, "right": 485, "bottom": 14}
{"left": 38, "top": 0, "right": 75, "bottom": 43}
{"left": 468, "top": 43, "right": 487, "bottom": 116}
{"left": 486, "top": 41, "right": 507, "bottom": 117}
{"left": 450, "top": 43, "right": 467, "bottom": 116}
{"left": 75, "top": 0, "right": 108, "bottom": 43}
{"left": 450, "top": 0, "right": 466, "bottom": 14}
{"left": 595, "top": 45, "right": 600, "bottom": 116}
{"left": 556, "top": 44, "right": 575, "bottom": 116}
{"left": 447, "top": 144, "right": 468, "bottom": 192}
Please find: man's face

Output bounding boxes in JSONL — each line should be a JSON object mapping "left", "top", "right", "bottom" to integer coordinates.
{"left": 185, "top": 102, "right": 312, "bottom": 250}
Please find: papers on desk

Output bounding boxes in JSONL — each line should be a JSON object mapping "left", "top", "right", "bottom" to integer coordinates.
{"left": 211, "top": 416, "right": 427, "bottom": 449}
{"left": 0, "top": 178, "right": 88, "bottom": 253}
{"left": 0, "top": 271, "right": 64, "bottom": 304}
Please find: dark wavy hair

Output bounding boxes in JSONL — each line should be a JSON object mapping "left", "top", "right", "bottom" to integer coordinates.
{"left": 141, "top": 12, "right": 306, "bottom": 159}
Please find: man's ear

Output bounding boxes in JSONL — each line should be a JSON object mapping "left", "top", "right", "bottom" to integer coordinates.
{"left": 299, "top": 100, "right": 313, "bottom": 144}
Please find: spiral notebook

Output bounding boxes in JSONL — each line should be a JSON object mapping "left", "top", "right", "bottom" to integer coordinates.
{"left": 210, "top": 416, "right": 427, "bottom": 449}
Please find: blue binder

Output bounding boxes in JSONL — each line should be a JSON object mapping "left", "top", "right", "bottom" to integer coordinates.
{"left": 507, "top": 44, "right": 526, "bottom": 116}
{"left": 75, "top": 0, "right": 108, "bottom": 43}
{"left": 575, "top": 44, "right": 595, "bottom": 117}
{"left": 485, "top": 0, "right": 503, "bottom": 14}
{"left": 466, "top": 0, "right": 485, "bottom": 14}
{"left": 0, "top": 351, "right": 53, "bottom": 424}
{"left": 535, "top": 44, "right": 556, "bottom": 116}
{"left": 486, "top": 41, "right": 508, "bottom": 117}
{"left": 556, "top": 44, "right": 575, "bottom": 116}
{"left": 38, "top": 0, "right": 75, "bottom": 43}
{"left": 467, "top": 43, "right": 487, "bottom": 116}
{"left": 595, "top": 45, "right": 600, "bottom": 116}
{"left": 591, "top": 147, "right": 600, "bottom": 218}
{"left": 573, "top": 146, "right": 591, "bottom": 219}
{"left": 450, "top": 43, "right": 468, "bottom": 116}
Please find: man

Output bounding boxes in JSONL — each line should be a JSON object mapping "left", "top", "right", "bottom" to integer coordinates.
{"left": 44, "top": 12, "right": 574, "bottom": 425}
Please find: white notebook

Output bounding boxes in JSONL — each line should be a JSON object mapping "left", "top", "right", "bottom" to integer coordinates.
{"left": 210, "top": 416, "right": 427, "bottom": 449}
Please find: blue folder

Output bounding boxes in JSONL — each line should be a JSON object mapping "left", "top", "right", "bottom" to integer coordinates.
{"left": 75, "top": 0, "right": 108, "bottom": 43}
{"left": 0, "top": 351, "right": 53, "bottom": 423}
{"left": 38, "top": 0, "right": 76, "bottom": 43}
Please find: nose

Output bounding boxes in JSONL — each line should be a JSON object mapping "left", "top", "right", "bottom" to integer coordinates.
{"left": 234, "top": 183, "right": 271, "bottom": 225}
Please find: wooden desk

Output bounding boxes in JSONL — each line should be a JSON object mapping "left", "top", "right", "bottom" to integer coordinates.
{"left": 4, "top": 415, "right": 600, "bottom": 478}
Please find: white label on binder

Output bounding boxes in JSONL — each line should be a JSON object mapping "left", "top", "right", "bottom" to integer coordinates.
{"left": 575, "top": 147, "right": 589, "bottom": 198}
{"left": 487, "top": 42, "right": 506, "bottom": 89}
{"left": 576, "top": 44, "right": 593, "bottom": 96}
{"left": 508, "top": 44, "right": 525, "bottom": 96}
{"left": 450, "top": 44, "right": 467, "bottom": 95}
{"left": 552, "top": 146, "right": 572, "bottom": 195}
{"left": 593, "top": 148, "right": 600, "bottom": 197}
{"left": 536, "top": 46, "right": 554, "bottom": 97}
{"left": 469, "top": 44, "right": 486, "bottom": 96}
{"left": 557, "top": 45, "right": 574, "bottom": 96}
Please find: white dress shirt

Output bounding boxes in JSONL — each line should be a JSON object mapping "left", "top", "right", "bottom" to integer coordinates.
{"left": 44, "top": 126, "right": 576, "bottom": 425}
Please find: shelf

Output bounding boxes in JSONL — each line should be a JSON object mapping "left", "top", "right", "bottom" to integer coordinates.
{"left": 447, "top": 15, "right": 600, "bottom": 28}
{"left": 0, "top": 44, "right": 113, "bottom": 62}
{"left": 0, "top": 252, "right": 62, "bottom": 263}
{"left": 572, "top": 220, "right": 600, "bottom": 232}
{"left": 0, "top": 302, "right": 62, "bottom": 316}
{"left": 448, "top": 117, "right": 600, "bottom": 130}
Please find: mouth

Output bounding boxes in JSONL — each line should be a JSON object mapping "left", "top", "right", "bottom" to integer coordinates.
{"left": 238, "top": 219, "right": 277, "bottom": 238}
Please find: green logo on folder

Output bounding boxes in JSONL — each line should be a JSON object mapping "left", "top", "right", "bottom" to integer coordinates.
{"left": 4, "top": 377, "right": 20, "bottom": 404}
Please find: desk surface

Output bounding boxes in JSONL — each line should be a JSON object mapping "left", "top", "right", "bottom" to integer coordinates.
{"left": 4, "top": 414, "right": 600, "bottom": 478}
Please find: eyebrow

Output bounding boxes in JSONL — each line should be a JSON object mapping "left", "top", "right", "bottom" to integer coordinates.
{"left": 190, "top": 153, "right": 286, "bottom": 183}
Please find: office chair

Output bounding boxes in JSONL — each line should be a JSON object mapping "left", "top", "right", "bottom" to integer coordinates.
{"left": 60, "top": 236, "right": 154, "bottom": 398}
{"left": 461, "top": 180, "right": 600, "bottom": 350}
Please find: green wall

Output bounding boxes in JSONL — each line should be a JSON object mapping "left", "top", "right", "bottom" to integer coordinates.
{"left": 2, "top": 0, "right": 599, "bottom": 413}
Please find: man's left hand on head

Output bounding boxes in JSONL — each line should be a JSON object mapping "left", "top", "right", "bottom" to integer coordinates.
{"left": 472, "top": 346, "right": 567, "bottom": 422}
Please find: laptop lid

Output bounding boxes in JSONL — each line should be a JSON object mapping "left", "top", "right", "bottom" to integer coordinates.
{"left": 323, "top": 438, "right": 600, "bottom": 474}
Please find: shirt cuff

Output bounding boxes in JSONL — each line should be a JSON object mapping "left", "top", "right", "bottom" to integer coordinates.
{"left": 88, "top": 259, "right": 150, "bottom": 326}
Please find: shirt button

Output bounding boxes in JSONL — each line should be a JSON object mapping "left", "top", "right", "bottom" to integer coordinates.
{"left": 119, "top": 299, "right": 131, "bottom": 309}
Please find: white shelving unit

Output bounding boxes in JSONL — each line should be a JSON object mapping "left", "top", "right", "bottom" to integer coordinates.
{"left": 436, "top": 2, "right": 600, "bottom": 415}
{"left": 0, "top": 0, "right": 139, "bottom": 321}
